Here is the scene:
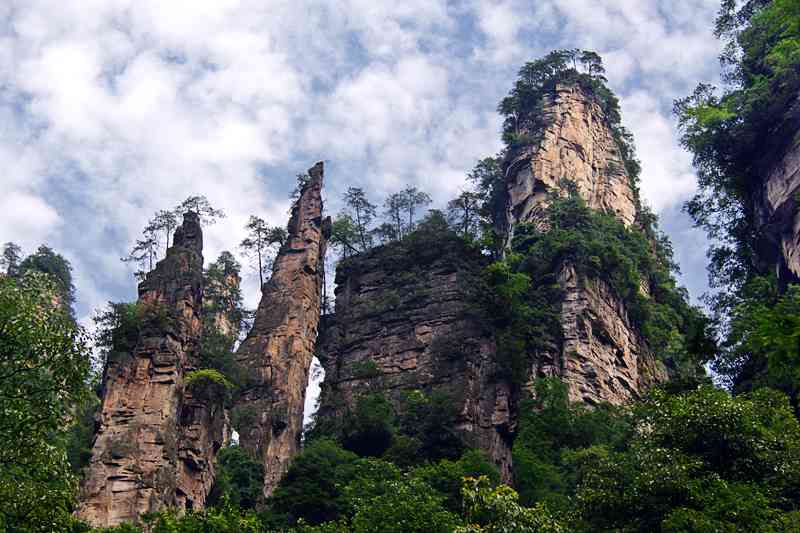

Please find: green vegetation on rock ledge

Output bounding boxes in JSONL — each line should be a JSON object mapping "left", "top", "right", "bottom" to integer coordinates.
{"left": 483, "top": 194, "right": 715, "bottom": 385}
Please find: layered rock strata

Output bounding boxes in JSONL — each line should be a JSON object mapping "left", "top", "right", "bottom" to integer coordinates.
{"left": 78, "top": 213, "right": 227, "bottom": 526}
{"left": 504, "top": 83, "right": 667, "bottom": 404}
{"left": 317, "top": 236, "right": 514, "bottom": 481}
{"left": 234, "top": 162, "right": 330, "bottom": 496}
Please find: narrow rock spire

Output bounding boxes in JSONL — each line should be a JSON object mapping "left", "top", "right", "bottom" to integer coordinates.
{"left": 234, "top": 162, "right": 330, "bottom": 496}
{"left": 78, "top": 212, "right": 211, "bottom": 527}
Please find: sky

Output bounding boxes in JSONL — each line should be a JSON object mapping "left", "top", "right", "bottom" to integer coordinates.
{"left": 0, "top": 1, "right": 724, "bottom": 416}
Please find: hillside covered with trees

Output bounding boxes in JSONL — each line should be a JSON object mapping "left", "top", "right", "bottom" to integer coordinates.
{"left": 2, "top": 1, "right": 800, "bottom": 532}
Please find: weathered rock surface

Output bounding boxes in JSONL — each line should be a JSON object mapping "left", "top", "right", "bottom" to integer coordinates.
{"left": 78, "top": 213, "right": 227, "bottom": 526}
{"left": 504, "top": 83, "right": 667, "bottom": 405}
{"left": 234, "top": 162, "right": 329, "bottom": 496}
{"left": 317, "top": 236, "right": 514, "bottom": 481}
{"left": 753, "top": 96, "right": 800, "bottom": 284}
{"left": 505, "top": 84, "right": 638, "bottom": 237}
{"left": 534, "top": 265, "right": 667, "bottom": 405}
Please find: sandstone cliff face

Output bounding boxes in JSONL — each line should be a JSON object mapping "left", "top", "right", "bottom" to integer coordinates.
{"left": 547, "top": 265, "right": 667, "bottom": 405}
{"left": 505, "top": 84, "right": 638, "bottom": 237}
{"left": 78, "top": 213, "right": 227, "bottom": 526}
{"left": 317, "top": 236, "right": 514, "bottom": 481}
{"left": 753, "top": 97, "right": 800, "bottom": 284}
{"left": 234, "top": 162, "right": 329, "bottom": 496}
{"left": 505, "top": 83, "right": 666, "bottom": 405}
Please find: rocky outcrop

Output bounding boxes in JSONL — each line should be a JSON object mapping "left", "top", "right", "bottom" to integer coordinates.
{"left": 78, "top": 213, "right": 227, "bottom": 526}
{"left": 317, "top": 235, "right": 514, "bottom": 481}
{"left": 541, "top": 265, "right": 667, "bottom": 405}
{"left": 505, "top": 84, "right": 638, "bottom": 236}
{"left": 505, "top": 83, "right": 666, "bottom": 404}
{"left": 234, "top": 162, "right": 329, "bottom": 496}
{"left": 752, "top": 96, "right": 800, "bottom": 284}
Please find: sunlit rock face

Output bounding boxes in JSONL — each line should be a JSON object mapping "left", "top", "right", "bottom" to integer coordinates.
{"left": 78, "top": 213, "right": 228, "bottom": 527}
{"left": 503, "top": 83, "right": 667, "bottom": 406}
{"left": 316, "top": 237, "right": 515, "bottom": 481}
{"left": 234, "top": 162, "right": 330, "bottom": 497}
{"left": 504, "top": 83, "right": 638, "bottom": 237}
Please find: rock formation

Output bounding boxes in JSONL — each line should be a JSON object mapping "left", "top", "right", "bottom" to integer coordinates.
{"left": 317, "top": 235, "right": 514, "bottom": 481}
{"left": 505, "top": 84, "right": 638, "bottom": 239}
{"left": 503, "top": 83, "right": 667, "bottom": 405}
{"left": 234, "top": 162, "right": 330, "bottom": 496}
{"left": 752, "top": 96, "right": 800, "bottom": 285}
{"left": 78, "top": 213, "right": 227, "bottom": 526}
{"left": 315, "top": 82, "right": 669, "bottom": 481}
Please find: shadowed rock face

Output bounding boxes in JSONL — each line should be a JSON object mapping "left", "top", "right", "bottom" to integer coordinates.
{"left": 78, "top": 213, "right": 228, "bottom": 527}
{"left": 234, "top": 162, "right": 329, "bottom": 497}
{"left": 752, "top": 96, "right": 800, "bottom": 285}
{"left": 317, "top": 237, "right": 515, "bottom": 481}
{"left": 503, "top": 83, "right": 667, "bottom": 405}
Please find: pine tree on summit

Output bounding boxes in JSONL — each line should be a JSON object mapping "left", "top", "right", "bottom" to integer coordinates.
{"left": 174, "top": 195, "right": 226, "bottom": 226}
{"left": 240, "top": 215, "right": 286, "bottom": 286}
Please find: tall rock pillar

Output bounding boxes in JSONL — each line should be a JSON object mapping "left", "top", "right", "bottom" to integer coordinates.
{"left": 503, "top": 83, "right": 667, "bottom": 405}
{"left": 235, "top": 162, "right": 329, "bottom": 496}
{"left": 78, "top": 213, "right": 210, "bottom": 527}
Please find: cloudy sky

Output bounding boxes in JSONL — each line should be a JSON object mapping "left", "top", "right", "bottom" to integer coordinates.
{"left": 1, "top": 1, "right": 723, "bottom": 410}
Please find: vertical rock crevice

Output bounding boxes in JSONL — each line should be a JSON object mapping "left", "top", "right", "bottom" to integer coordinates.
{"left": 234, "top": 162, "right": 329, "bottom": 496}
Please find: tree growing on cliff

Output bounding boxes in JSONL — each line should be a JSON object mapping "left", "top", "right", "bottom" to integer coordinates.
{"left": 240, "top": 215, "right": 286, "bottom": 286}
{"left": 147, "top": 209, "right": 178, "bottom": 251}
{"left": 343, "top": 187, "right": 377, "bottom": 252}
{"left": 383, "top": 192, "right": 407, "bottom": 240}
{"left": 174, "top": 195, "right": 226, "bottom": 225}
{"left": 121, "top": 229, "right": 160, "bottom": 281}
{"left": 401, "top": 185, "right": 432, "bottom": 231}
{"left": 0, "top": 242, "right": 22, "bottom": 276}
{"left": 447, "top": 191, "right": 482, "bottom": 240}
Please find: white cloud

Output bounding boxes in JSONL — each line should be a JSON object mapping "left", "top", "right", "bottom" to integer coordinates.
{"left": 0, "top": 0, "right": 725, "bottom": 412}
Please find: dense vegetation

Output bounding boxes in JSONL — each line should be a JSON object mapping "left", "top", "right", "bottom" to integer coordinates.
{"left": 0, "top": 272, "right": 93, "bottom": 532}
{"left": 676, "top": 0, "right": 800, "bottom": 408}
{"left": 483, "top": 194, "right": 714, "bottom": 386}
{"left": 3, "top": 4, "right": 800, "bottom": 529}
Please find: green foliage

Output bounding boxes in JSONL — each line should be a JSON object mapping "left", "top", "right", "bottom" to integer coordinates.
{"left": 676, "top": 0, "right": 800, "bottom": 293}
{"left": 308, "top": 388, "right": 467, "bottom": 467}
{"left": 513, "top": 379, "right": 631, "bottom": 511}
{"left": 341, "top": 393, "right": 395, "bottom": 457}
{"left": 174, "top": 195, "right": 226, "bottom": 226}
{"left": 94, "top": 302, "right": 140, "bottom": 368}
{"left": 184, "top": 369, "right": 234, "bottom": 404}
{"left": 0, "top": 273, "right": 93, "bottom": 532}
{"left": 574, "top": 386, "right": 800, "bottom": 532}
{"left": 456, "top": 477, "right": 565, "bottom": 533}
{"left": 411, "top": 450, "right": 501, "bottom": 514}
{"left": 266, "top": 439, "right": 361, "bottom": 525}
{"left": 64, "top": 393, "right": 100, "bottom": 475}
{"left": 17, "top": 244, "right": 76, "bottom": 310}
{"left": 348, "top": 477, "right": 459, "bottom": 533}
{"left": 350, "top": 360, "right": 381, "bottom": 380}
{"left": 395, "top": 390, "right": 465, "bottom": 463}
{"left": 715, "top": 276, "right": 800, "bottom": 411}
{"left": 484, "top": 195, "right": 714, "bottom": 384}
{"left": 207, "top": 446, "right": 264, "bottom": 510}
